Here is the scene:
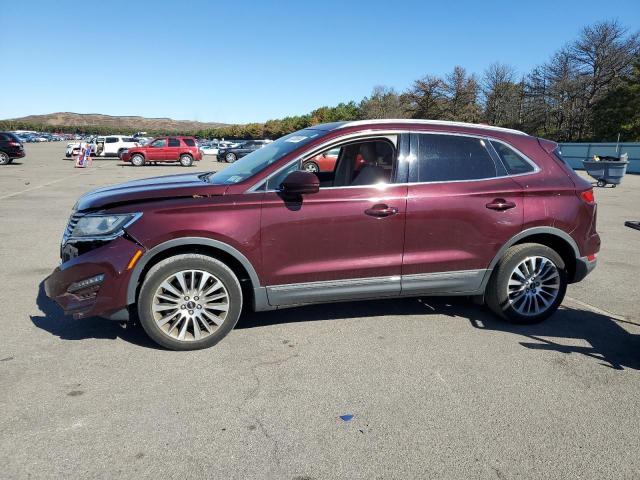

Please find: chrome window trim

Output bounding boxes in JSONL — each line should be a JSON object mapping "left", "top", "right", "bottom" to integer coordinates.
{"left": 246, "top": 130, "right": 409, "bottom": 193}
{"left": 246, "top": 130, "right": 542, "bottom": 193}
{"left": 487, "top": 138, "right": 541, "bottom": 176}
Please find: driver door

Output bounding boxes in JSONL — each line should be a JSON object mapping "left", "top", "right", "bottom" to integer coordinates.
{"left": 147, "top": 138, "right": 168, "bottom": 160}
{"left": 260, "top": 135, "right": 409, "bottom": 306}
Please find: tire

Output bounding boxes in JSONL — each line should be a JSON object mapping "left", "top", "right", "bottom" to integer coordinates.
{"left": 597, "top": 179, "right": 606, "bottom": 188}
{"left": 303, "top": 161, "right": 320, "bottom": 173}
{"left": 131, "top": 154, "right": 145, "bottom": 166}
{"left": 225, "top": 152, "right": 237, "bottom": 163}
{"left": 117, "top": 148, "right": 126, "bottom": 159}
{"left": 0, "top": 152, "right": 10, "bottom": 165}
{"left": 179, "top": 154, "right": 194, "bottom": 167}
{"left": 137, "top": 254, "right": 243, "bottom": 351}
{"left": 486, "top": 243, "right": 567, "bottom": 324}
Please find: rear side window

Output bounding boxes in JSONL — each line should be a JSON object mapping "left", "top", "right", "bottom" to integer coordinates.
{"left": 411, "top": 134, "right": 499, "bottom": 182}
{"left": 183, "top": 138, "right": 195, "bottom": 147}
{"left": 105, "top": 137, "right": 118, "bottom": 143}
{"left": 168, "top": 138, "right": 180, "bottom": 147}
{"left": 490, "top": 141, "right": 535, "bottom": 175}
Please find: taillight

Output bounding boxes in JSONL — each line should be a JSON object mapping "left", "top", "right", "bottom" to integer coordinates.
{"left": 580, "top": 189, "right": 595, "bottom": 204}
{"left": 8, "top": 141, "right": 21, "bottom": 147}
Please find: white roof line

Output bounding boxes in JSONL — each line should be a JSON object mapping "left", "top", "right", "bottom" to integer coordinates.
{"left": 338, "top": 119, "right": 528, "bottom": 136}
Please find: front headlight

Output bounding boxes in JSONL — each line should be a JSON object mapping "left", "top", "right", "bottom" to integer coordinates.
{"left": 70, "top": 213, "right": 141, "bottom": 239}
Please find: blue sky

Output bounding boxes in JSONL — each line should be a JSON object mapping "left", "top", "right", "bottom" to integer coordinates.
{"left": 1, "top": 0, "right": 638, "bottom": 124}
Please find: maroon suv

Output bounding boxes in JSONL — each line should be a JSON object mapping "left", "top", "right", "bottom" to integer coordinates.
{"left": 121, "top": 136, "right": 202, "bottom": 167}
{"left": 45, "top": 120, "right": 600, "bottom": 350}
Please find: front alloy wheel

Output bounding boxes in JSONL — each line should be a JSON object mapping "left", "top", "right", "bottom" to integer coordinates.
{"left": 138, "top": 254, "right": 242, "bottom": 350}
{"left": 151, "top": 270, "right": 229, "bottom": 341}
{"left": 0, "top": 152, "right": 10, "bottom": 165}
{"left": 225, "top": 152, "right": 237, "bottom": 163}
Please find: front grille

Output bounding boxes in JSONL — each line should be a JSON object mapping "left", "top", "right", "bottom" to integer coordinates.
{"left": 60, "top": 213, "right": 83, "bottom": 260}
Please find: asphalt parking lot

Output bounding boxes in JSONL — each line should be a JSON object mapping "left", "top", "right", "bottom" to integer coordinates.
{"left": 1, "top": 143, "right": 639, "bottom": 479}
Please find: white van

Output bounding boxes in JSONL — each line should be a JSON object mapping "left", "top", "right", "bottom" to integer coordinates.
{"left": 92, "top": 135, "right": 139, "bottom": 157}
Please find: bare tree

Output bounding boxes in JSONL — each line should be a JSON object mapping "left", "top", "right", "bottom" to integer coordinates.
{"left": 404, "top": 75, "right": 447, "bottom": 119}
{"left": 482, "top": 63, "right": 523, "bottom": 128}
{"left": 571, "top": 20, "right": 640, "bottom": 108}
{"left": 442, "top": 66, "right": 482, "bottom": 122}
{"left": 359, "top": 86, "right": 410, "bottom": 119}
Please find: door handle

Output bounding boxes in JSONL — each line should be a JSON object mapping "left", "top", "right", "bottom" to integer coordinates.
{"left": 365, "top": 204, "right": 398, "bottom": 217}
{"left": 485, "top": 199, "right": 517, "bottom": 211}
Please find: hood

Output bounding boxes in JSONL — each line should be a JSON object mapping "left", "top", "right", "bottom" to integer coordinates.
{"left": 75, "top": 172, "right": 227, "bottom": 211}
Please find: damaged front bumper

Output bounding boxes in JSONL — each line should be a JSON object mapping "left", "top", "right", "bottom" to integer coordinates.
{"left": 44, "top": 236, "right": 142, "bottom": 320}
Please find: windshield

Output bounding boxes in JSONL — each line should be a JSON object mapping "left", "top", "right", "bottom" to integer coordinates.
{"left": 208, "top": 129, "right": 325, "bottom": 184}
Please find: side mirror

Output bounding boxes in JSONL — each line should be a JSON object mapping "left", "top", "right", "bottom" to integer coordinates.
{"left": 279, "top": 170, "right": 320, "bottom": 196}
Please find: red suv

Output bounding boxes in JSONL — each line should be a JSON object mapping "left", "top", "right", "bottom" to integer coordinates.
{"left": 45, "top": 120, "right": 600, "bottom": 350}
{"left": 121, "top": 136, "right": 202, "bottom": 167}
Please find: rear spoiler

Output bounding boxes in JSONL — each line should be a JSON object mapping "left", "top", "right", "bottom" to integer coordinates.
{"left": 537, "top": 137, "right": 558, "bottom": 154}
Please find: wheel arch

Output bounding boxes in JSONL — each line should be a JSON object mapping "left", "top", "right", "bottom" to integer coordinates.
{"left": 482, "top": 227, "right": 580, "bottom": 289}
{"left": 127, "top": 237, "right": 261, "bottom": 307}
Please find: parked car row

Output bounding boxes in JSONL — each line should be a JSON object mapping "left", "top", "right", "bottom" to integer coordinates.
{"left": 11, "top": 128, "right": 277, "bottom": 168}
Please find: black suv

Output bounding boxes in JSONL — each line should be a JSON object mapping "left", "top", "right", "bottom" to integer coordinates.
{"left": 217, "top": 140, "right": 270, "bottom": 163}
{"left": 0, "top": 132, "right": 25, "bottom": 165}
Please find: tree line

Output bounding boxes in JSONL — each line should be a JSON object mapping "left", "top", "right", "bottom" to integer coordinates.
{"left": 2, "top": 20, "right": 638, "bottom": 142}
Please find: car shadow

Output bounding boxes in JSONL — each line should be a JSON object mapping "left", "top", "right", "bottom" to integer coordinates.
{"left": 30, "top": 281, "right": 162, "bottom": 349}
{"left": 441, "top": 299, "right": 640, "bottom": 371}
{"left": 238, "top": 296, "right": 640, "bottom": 371}
{"left": 32, "top": 279, "right": 640, "bottom": 366}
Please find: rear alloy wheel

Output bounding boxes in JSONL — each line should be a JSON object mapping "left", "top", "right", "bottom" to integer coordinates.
{"left": 303, "top": 161, "right": 320, "bottom": 173}
{"left": 0, "top": 152, "right": 10, "bottom": 165}
{"left": 225, "top": 152, "right": 237, "bottom": 163}
{"left": 486, "top": 243, "right": 567, "bottom": 324}
{"left": 179, "top": 154, "right": 194, "bottom": 167}
{"left": 131, "top": 154, "right": 145, "bottom": 166}
{"left": 138, "top": 254, "right": 242, "bottom": 350}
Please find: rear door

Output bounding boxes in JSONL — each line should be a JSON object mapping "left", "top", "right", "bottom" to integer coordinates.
{"left": 166, "top": 137, "right": 181, "bottom": 160}
{"left": 402, "top": 132, "right": 524, "bottom": 294}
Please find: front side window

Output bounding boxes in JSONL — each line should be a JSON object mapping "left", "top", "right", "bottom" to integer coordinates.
{"left": 491, "top": 141, "right": 535, "bottom": 175}
{"left": 150, "top": 139, "right": 167, "bottom": 148}
{"left": 168, "top": 138, "right": 180, "bottom": 147}
{"left": 411, "top": 134, "right": 499, "bottom": 182}
{"left": 267, "top": 136, "right": 398, "bottom": 190}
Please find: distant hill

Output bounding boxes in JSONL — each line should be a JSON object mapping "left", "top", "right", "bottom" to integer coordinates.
{"left": 5, "top": 112, "right": 229, "bottom": 133}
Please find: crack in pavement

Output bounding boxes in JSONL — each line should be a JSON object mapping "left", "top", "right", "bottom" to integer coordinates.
{"left": 238, "top": 353, "right": 300, "bottom": 475}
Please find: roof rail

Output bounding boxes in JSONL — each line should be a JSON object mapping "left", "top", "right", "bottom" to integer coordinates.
{"left": 338, "top": 119, "right": 528, "bottom": 136}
